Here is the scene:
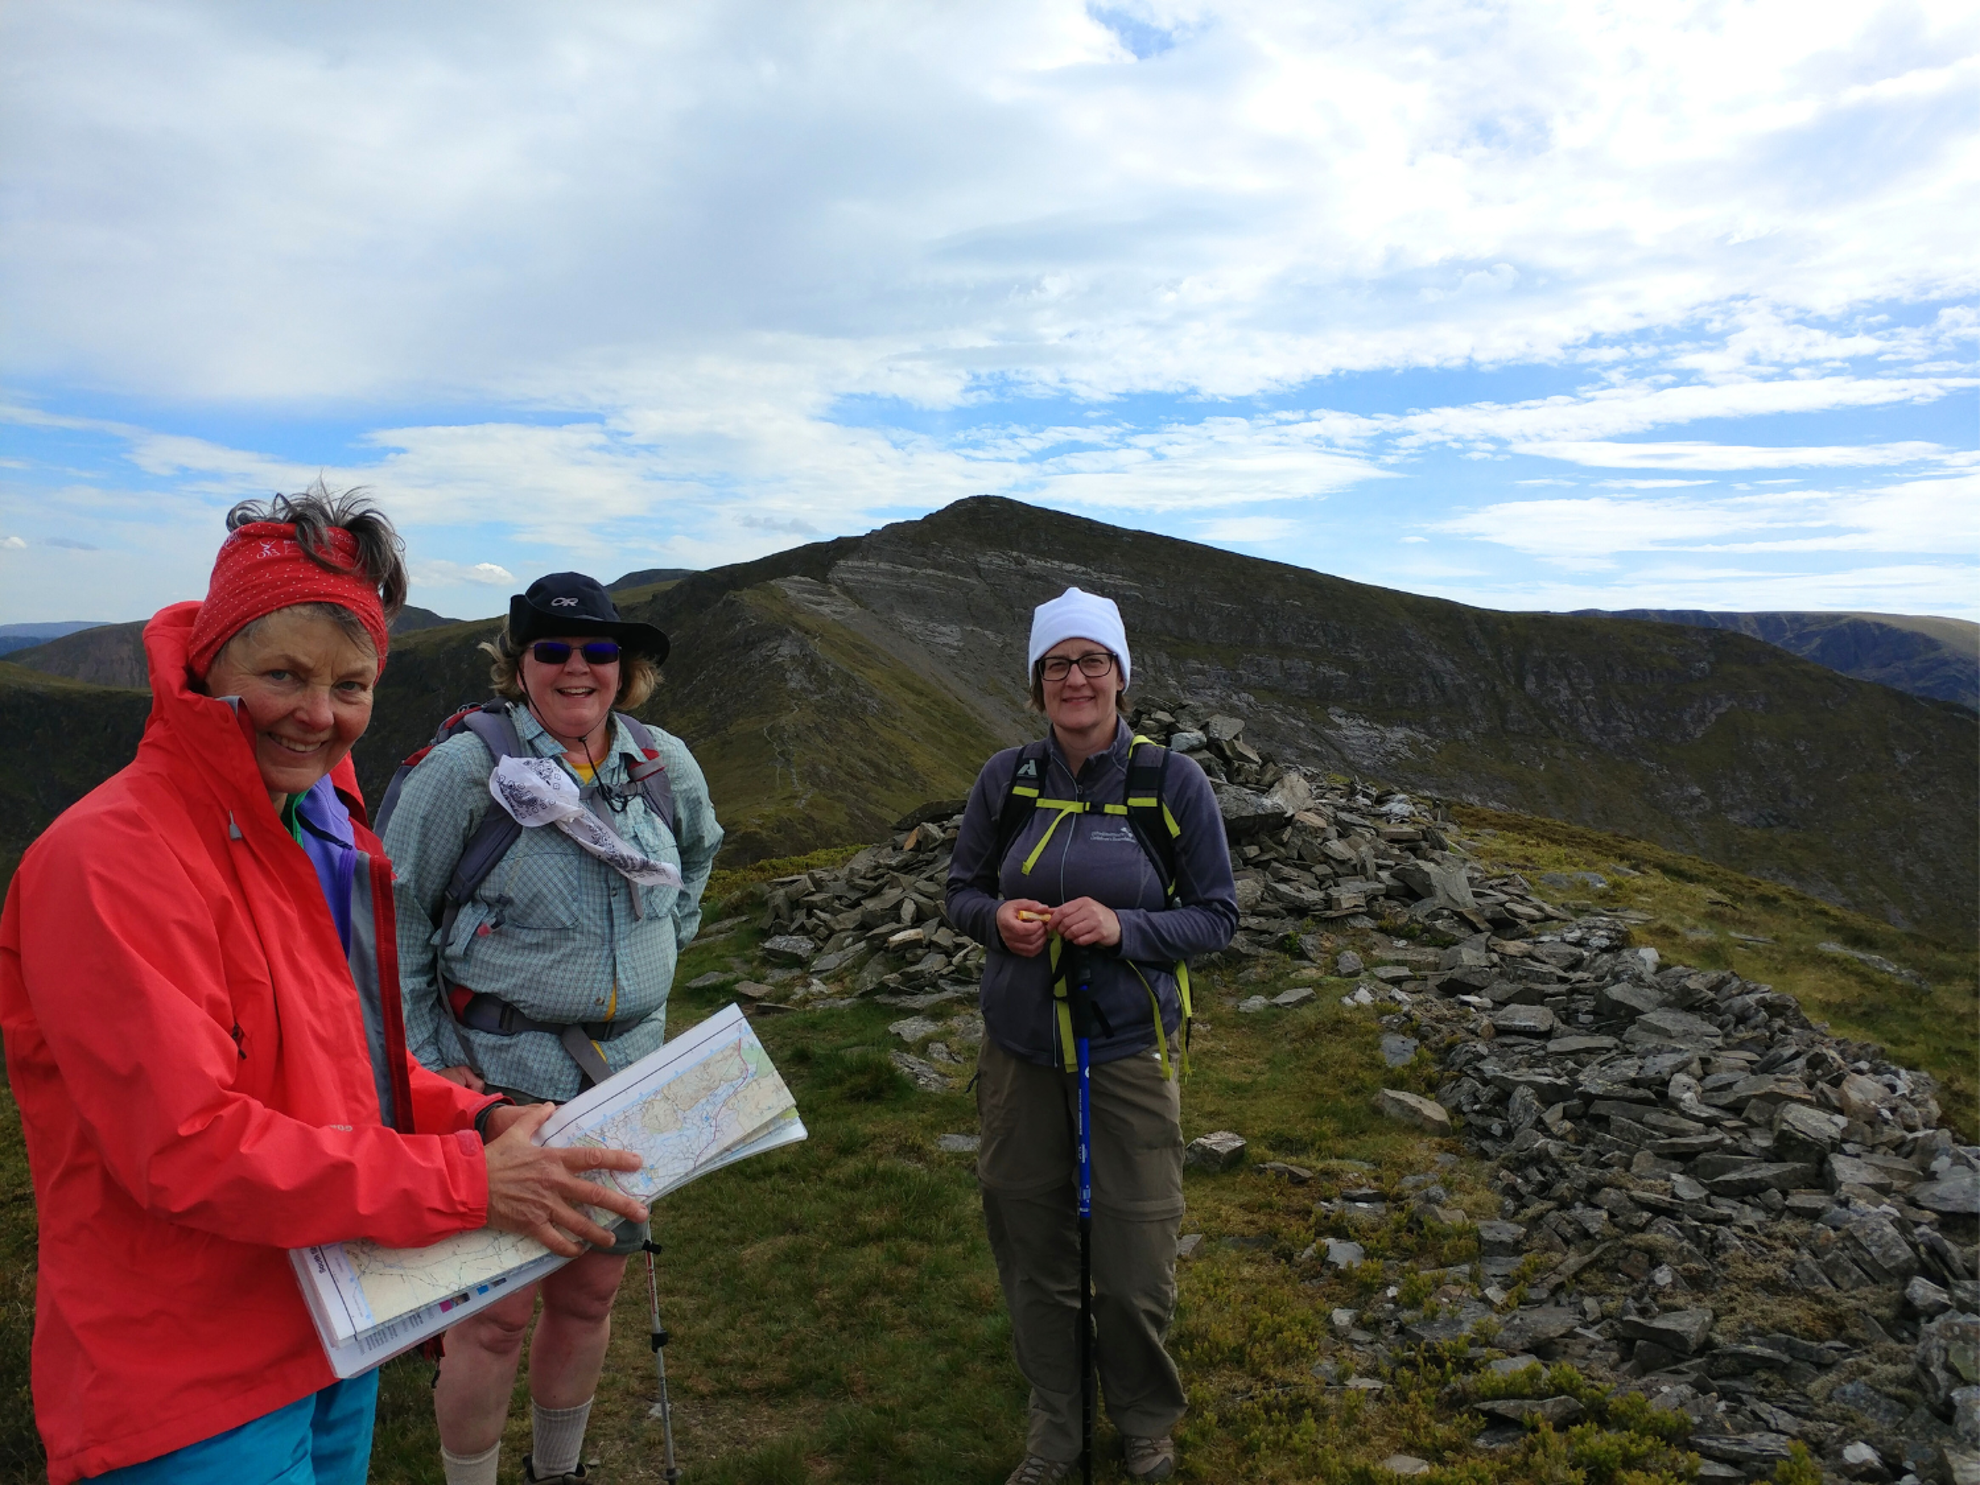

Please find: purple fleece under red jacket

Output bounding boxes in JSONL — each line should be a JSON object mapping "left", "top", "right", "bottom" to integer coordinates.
{"left": 946, "top": 720, "right": 1239, "bottom": 1068}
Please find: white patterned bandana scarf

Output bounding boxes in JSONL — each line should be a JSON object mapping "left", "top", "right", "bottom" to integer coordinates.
{"left": 488, "top": 754, "right": 684, "bottom": 888}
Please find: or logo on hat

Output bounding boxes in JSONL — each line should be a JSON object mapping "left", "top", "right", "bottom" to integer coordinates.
{"left": 551, "top": 596, "right": 579, "bottom": 608}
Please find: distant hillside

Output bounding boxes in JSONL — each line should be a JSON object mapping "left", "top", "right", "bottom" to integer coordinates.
{"left": 9, "top": 604, "right": 462, "bottom": 689}
{"left": 352, "top": 498, "right": 1976, "bottom": 945}
{"left": 609, "top": 567, "right": 697, "bottom": 591}
{"left": 0, "top": 621, "right": 105, "bottom": 658}
{"left": 4, "top": 501, "right": 1973, "bottom": 944}
{"left": 393, "top": 604, "right": 461, "bottom": 633}
{"left": 1573, "top": 608, "right": 1978, "bottom": 711}
{"left": 0, "top": 662, "right": 150, "bottom": 879}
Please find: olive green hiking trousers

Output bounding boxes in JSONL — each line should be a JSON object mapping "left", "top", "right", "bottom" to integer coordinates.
{"left": 975, "top": 1035, "right": 1188, "bottom": 1463}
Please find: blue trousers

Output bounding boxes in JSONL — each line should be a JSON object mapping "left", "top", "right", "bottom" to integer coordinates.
{"left": 88, "top": 1371, "right": 380, "bottom": 1485}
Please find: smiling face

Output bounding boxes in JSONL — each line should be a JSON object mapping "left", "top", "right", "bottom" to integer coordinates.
{"left": 203, "top": 605, "right": 379, "bottom": 806}
{"left": 1039, "top": 635, "right": 1123, "bottom": 741}
{"left": 518, "top": 634, "right": 621, "bottom": 750}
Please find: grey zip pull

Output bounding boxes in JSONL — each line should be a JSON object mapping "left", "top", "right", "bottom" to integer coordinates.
{"left": 228, "top": 813, "right": 243, "bottom": 841}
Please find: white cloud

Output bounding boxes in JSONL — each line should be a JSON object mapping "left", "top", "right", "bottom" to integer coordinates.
{"left": 413, "top": 559, "right": 515, "bottom": 587}
{"left": 1433, "top": 474, "right": 1980, "bottom": 566}
{"left": 2, "top": 2, "right": 1976, "bottom": 404}
{"left": 1597, "top": 478, "right": 1718, "bottom": 488}
{"left": 0, "top": 535, "right": 25, "bottom": 550}
{"left": 1517, "top": 440, "right": 1955, "bottom": 470}
{"left": 1196, "top": 515, "right": 1297, "bottom": 543}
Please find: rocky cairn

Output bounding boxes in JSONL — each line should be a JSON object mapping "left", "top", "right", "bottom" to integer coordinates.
{"left": 707, "top": 702, "right": 1979, "bottom": 1484}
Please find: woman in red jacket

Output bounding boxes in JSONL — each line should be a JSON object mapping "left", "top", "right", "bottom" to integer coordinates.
{"left": 0, "top": 486, "right": 646, "bottom": 1485}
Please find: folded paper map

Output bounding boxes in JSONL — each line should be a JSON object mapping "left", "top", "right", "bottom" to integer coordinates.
{"left": 292, "top": 1003, "right": 804, "bottom": 1375}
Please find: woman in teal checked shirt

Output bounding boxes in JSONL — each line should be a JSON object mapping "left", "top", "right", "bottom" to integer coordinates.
{"left": 385, "top": 572, "right": 722, "bottom": 1485}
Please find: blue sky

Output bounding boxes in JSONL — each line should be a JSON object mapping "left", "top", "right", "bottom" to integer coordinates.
{"left": 2, "top": 1, "right": 1975, "bottom": 625}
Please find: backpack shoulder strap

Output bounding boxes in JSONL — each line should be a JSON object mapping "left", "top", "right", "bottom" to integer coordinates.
{"left": 979, "top": 739, "right": 1051, "bottom": 892}
{"left": 1122, "top": 735, "right": 1181, "bottom": 904}
{"left": 614, "top": 713, "right": 677, "bottom": 837}
{"left": 443, "top": 703, "right": 527, "bottom": 911}
{"left": 373, "top": 699, "right": 489, "bottom": 838}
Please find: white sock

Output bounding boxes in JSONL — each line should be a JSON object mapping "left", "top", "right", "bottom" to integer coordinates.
{"left": 440, "top": 1440, "right": 501, "bottom": 1485}
{"left": 531, "top": 1397, "right": 594, "bottom": 1477}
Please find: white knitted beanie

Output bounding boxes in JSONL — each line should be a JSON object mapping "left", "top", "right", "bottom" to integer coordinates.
{"left": 1027, "top": 586, "right": 1131, "bottom": 689}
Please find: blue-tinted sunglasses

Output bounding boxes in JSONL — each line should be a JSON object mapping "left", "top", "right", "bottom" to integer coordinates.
{"left": 529, "top": 640, "right": 622, "bottom": 665}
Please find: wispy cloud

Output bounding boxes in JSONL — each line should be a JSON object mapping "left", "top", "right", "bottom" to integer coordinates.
{"left": 1518, "top": 440, "right": 1956, "bottom": 471}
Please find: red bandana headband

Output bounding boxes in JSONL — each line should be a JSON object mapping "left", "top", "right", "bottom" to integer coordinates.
{"left": 186, "top": 521, "right": 391, "bottom": 679}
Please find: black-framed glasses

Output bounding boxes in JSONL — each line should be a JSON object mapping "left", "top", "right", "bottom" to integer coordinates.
{"left": 530, "top": 640, "right": 622, "bottom": 666}
{"left": 1038, "top": 650, "right": 1116, "bottom": 682}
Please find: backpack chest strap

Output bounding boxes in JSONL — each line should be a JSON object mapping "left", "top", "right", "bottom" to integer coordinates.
{"left": 1018, "top": 797, "right": 1132, "bottom": 876}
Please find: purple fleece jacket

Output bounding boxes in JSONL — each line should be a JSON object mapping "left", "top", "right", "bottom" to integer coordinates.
{"left": 946, "top": 719, "right": 1239, "bottom": 1069}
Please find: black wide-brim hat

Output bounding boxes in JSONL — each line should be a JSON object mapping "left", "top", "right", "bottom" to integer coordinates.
{"left": 508, "top": 572, "right": 670, "bottom": 665}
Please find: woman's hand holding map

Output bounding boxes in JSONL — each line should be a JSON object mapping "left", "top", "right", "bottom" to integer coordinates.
{"left": 482, "top": 1104, "right": 647, "bottom": 1256}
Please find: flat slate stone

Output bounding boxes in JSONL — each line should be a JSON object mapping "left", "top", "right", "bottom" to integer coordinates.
{"left": 936, "top": 1133, "right": 980, "bottom": 1153}
{"left": 889, "top": 1051, "right": 949, "bottom": 1091}
{"left": 1475, "top": 1219, "right": 1526, "bottom": 1256}
{"left": 1476, "top": 1396, "right": 1586, "bottom": 1427}
{"left": 1492, "top": 1004, "right": 1556, "bottom": 1037}
{"left": 1827, "top": 1152, "right": 1895, "bottom": 1193}
{"left": 1272, "top": 986, "right": 1318, "bottom": 1008}
{"left": 1380, "top": 1033, "right": 1420, "bottom": 1067}
{"left": 1617, "top": 1307, "right": 1714, "bottom": 1355}
{"left": 1185, "top": 1130, "right": 1248, "bottom": 1172}
{"left": 1831, "top": 1379, "right": 1908, "bottom": 1427}
{"left": 1324, "top": 1238, "right": 1365, "bottom": 1268}
{"left": 1598, "top": 982, "right": 1669, "bottom": 1019}
{"left": 1497, "top": 1306, "right": 1582, "bottom": 1348}
{"left": 1691, "top": 1434, "right": 1794, "bottom": 1467}
{"left": 759, "top": 934, "right": 819, "bottom": 964}
{"left": 1375, "top": 1088, "right": 1452, "bottom": 1133}
{"left": 1911, "top": 1168, "right": 1980, "bottom": 1215}
{"left": 1625, "top": 1008, "right": 1724, "bottom": 1049}
{"left": 1703, "top": 1161, "right": 1817, "bottom": 1197}
{"left": 1547, "top": 1035, "right": 1619, "bottom": 1055}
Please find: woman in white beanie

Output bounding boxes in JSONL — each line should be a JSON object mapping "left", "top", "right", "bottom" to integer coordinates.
{"left": 947, "top": 587, "right": 1238, "bottom": 1484}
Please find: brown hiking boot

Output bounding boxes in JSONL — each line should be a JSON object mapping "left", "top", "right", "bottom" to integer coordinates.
{"left": 1003, "top": 1455, "right": 1076, "bottom": 1485}
{"left": 1123, "top": 1434, "right": 1177, "bottom": 1481}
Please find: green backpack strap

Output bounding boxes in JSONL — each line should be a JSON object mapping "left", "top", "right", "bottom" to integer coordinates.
{"left": 1123, "top": 735, "right": 1194, "bottom": 1077}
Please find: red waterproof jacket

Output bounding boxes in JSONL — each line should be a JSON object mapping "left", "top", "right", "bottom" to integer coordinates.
{"left": 0, "top": 603, "right": 495, "bottom": 1484}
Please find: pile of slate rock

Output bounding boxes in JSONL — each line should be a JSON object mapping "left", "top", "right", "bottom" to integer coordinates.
{"left": 1373, "top": 921, "right": 1980, "bottom": 1484}
{"left": 711, "top": 701, "right": 1980, "bottom": 1483}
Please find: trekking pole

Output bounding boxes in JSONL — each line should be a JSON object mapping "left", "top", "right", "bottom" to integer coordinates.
{"left": 1068, "top": 943, "right": 1098, "bottom": 1485}
{"left": 641, "top": 1238, "right": 682, "bottom": 1482}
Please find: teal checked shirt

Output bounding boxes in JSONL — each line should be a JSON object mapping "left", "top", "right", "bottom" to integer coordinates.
{"left": 383, "top": 704, "right": 724, "bottom": 1102}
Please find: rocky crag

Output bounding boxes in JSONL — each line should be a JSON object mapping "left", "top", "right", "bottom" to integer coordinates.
{"left": 708, "top": 703, "right": 1979, "bottom": 1484}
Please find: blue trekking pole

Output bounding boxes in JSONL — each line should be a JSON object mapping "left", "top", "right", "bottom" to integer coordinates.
{"left": 1067, "top": 943, "right": 1103, "bottom": 1485}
